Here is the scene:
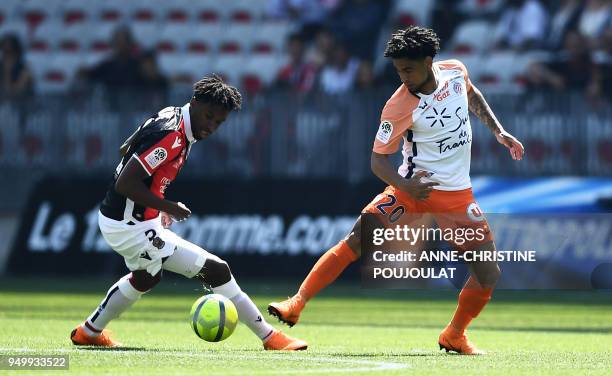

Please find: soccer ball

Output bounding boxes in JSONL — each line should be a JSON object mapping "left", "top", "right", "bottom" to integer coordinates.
{"left": 190, "top": 294, "right": 238, "bottom": 342}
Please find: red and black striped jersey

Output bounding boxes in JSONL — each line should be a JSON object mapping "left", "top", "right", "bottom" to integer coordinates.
{"left": 100, "top": 103, "right": 195, "bottom": 222}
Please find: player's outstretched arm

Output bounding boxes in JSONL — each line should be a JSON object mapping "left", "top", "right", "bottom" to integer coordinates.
{"left": 115, "top": 157, "right": 191, "bottom": 221}
{"left": 468, "top": 84, "right": 524, "bottom": 161}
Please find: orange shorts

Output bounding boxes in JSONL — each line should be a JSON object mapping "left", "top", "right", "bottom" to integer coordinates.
{"left": 363, "top": 186, "right": 493, "bottom": 251}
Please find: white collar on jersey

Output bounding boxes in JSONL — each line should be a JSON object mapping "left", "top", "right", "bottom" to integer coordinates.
{"left": 181, "top": 103, "right": 196, "bottom": 144}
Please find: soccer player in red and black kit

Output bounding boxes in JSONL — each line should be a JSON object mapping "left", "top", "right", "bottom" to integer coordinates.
{"left": 70, "top": 75, "right": 307, "bottom": 351}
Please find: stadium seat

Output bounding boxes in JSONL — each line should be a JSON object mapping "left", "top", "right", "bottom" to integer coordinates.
{"left": 218, "top": 24, "right": 255, "bottom": 54}
{"left": 211, "top": 54, "right": 247, "bottom": 85}
{"left": 195, "top": 2, "right": 226, "bottom": 23}
{"left": 153, "top": 24, "right": 218, "bottom": 55}
{"left": 88, "top": 23, "right": 116, "bottom": 53}
{"left": 97, "top": 0, "right": 126, "bottom": 24}
{"left": 394, "top": 0, "right": 433, "bottom": 26}
{"left": 244, "top": 55, "right": 286, "bottom": 86}
{"left": 478, "top": 52, "right": 529, "bottom": 93}
{"left": 61, "top": 0, "right": 94, "bottom": 25}
{"left": 130, "top": 0, "right": 159, "bottom": 23}
{"left": 132, "top": 23, "right": 161, "bottom": 49}
{"left": 450, "top": 21, "right": 494, "bottom": 54}
{"left": 158, "top": 53, "right": 214, "bottom": 84}
{"left": 21, "top": 0, "right": 61, "bottom": 30}
{"left": 251, "top": 22, "right": 293, "bottom": 54}
{"left": 160, "top": 0, "right": 192, "bottom": 23}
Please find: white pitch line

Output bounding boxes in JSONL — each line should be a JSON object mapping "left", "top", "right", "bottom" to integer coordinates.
{"left": 0, "top": 348, "right": 409, "bottom": 374}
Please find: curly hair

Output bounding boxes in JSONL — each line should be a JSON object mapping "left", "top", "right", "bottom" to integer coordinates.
{"left": 384, "top": 26, "right": 440, "bottom": 60}
{"left": 193, "top": 74, "right": 242, "bottom": 111}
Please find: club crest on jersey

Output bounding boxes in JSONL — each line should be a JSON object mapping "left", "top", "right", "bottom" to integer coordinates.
{"left": 144, "top": 147, "right": 167, "bottom": 169}
{"left": 454, "top": 82, "right": 463, "bottom": 94}
{"left": 376, "top": 121, "right": 393, "bottom": 144}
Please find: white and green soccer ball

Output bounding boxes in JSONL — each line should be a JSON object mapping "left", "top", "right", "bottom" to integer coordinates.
{"left": 190, "top": 294, "right": 238, "bottom": 342}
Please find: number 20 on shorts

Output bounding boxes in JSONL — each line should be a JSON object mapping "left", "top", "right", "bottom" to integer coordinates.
{"left": 375, "top": 194, "right": 405, "bottom": 223}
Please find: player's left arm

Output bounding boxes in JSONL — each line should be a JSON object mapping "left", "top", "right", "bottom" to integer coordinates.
{"left": 468, "top": 84, "right": 524, "bottom": 161}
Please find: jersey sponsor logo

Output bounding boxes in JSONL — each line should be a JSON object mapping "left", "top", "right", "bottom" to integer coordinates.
{"left": 144, "top": 147, "right": 168, "bottom": 169}
{"left": 434, "top": 81, "right": 450, "bottom": 101}
{"left": 376, "top": 121, "right": 393, "bottom": 144}
{"left": 172, "top": 136, "right": 182, "bottom": 149}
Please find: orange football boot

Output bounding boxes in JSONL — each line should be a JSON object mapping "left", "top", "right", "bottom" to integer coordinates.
{"left": 70, "top": 325, "right": 121, "bottom": 348}
{"left": 267, "top": 296, "right": 305, "bottom": 327}
{"left": 438, "top": 325, "right": 485, "bottom": 355}
{"left": 263, "top": 329, "right": 308, "bottom": 351}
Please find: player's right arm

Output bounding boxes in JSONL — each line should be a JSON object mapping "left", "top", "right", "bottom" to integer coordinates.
{"left": 371, "top": 152, "right": 438, "bottom": 200}
{"left": 371, "top": 90, "right": 438, "bottom": 200}
{"left": 115, "top": 157, "right": 191, "bottom": 221}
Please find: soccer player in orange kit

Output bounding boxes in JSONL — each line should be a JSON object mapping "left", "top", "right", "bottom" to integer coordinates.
{"left": 268, "top": 26, "right": 524, "bottom": 355}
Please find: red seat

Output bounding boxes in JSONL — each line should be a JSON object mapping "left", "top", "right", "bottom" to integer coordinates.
{"left": 64, "top": 10, "right": 86, "bottom": 24}
{"left": 30, "top": 39, "right": 50, "bottom": 52}
{"left": 220, "top": 42, "right": 241, "bottom": 54}
{"left": 167, "top": 9, "right": 189, "bottom": 22}
{"left": 187, "top": 41, "right": 209, "bottom": 54}
{"left": 242, "top": 74, "right": 263, "bottom": 94}
{"left": 453, "top": 45, "right": 473, "bottom": 54}
{"left": 101, "top": 9, "right": 121, "bottom": 22}
{"left": 397, "top": 13, "right": 416, "bottom": 26}
{"left": 91, "top": 40, "right": 111, "bottom": 52}
{"left": 253, "top": 43, "right": 273, "bottom": 54}
{"left": 156, "top": 40, "right": 177, "bottom": 53}
{"left": 24, "top": 10, "right": 46, "bottom": 29}
{"left": 133, "top": 9, "right": 155, "bottom": 22}
{"left": 59, "top": 40, "right": 81, "bottom": 53}
{"left": 198, "top": 10, "right": 219, "bottom": 23}
{"left": 231, "top": 10, "right": 252, "bottom": 23}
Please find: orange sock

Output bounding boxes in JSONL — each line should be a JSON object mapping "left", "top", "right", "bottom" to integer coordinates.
{"left": 450, "top": 276, "right": 493, "bottom": 334}
{"left": 297, "top": 241, "right": 358, "bottom": 301}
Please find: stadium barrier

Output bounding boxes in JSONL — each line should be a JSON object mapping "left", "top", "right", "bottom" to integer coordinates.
{"left": 0, "top": 90, "right": 610, "bottom": 180}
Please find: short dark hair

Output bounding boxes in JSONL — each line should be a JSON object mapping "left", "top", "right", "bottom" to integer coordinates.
{"left": 193, "top": 74, "right": 242, "bottom": 111}
{"left": 384, "top": 26, "right": 440, "bottom": 60}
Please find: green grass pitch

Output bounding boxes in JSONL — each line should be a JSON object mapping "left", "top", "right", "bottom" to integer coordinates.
{"left": 1, "top": 277, "right": 611, "bottom": 375}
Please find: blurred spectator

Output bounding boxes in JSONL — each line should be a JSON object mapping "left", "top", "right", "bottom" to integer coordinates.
{"left": 0, "top": 34, "right": 33, "bottom": 100}
{"left": 327, "top": 0, "right": 391, "bottom": 59}
{"left": 306, "top": 28, "right": 336, "bottom": 68}
{"left": 82, "top": 26, "right": 143, "bottom": 89}
{"left": 354, "top": 61, "right": 376, "bottom": 91}
{"left": 592, "top": 28, "right": 612, "bottom": 100}
{"left": 546, "top": 0, "right": 583, "bottom": 51}
{"left": 276, "top": 33, "right": 318, "bottom": 94}
{"left": 578, "top": 0, "right": 612, "bottom": 47}
{"left": 319, "top": 43, "right": 359, "bottom": 94}
{"left": 527, "top": 32, "right": 598, "bottom": 96}
{"left": 494, "top": 0, "right": 549, "bottom": 51}
{"left": 266, "top": 0, "right": 333, "bottom": 39}
{"left": 138, "top": 51, "right": 168, "bottom": 108}
{"left": 458, "top": 0, "right": 504, "bottom": 15}
{"left": 432, "top": 0, "right": 463, "bottom": 46}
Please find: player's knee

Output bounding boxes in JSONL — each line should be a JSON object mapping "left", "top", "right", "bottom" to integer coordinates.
{"left": 196, "top": 258, "right": 232, "bottom": 288}
{"left": 129, "top": 270, "right": 162, "bottom": 292}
